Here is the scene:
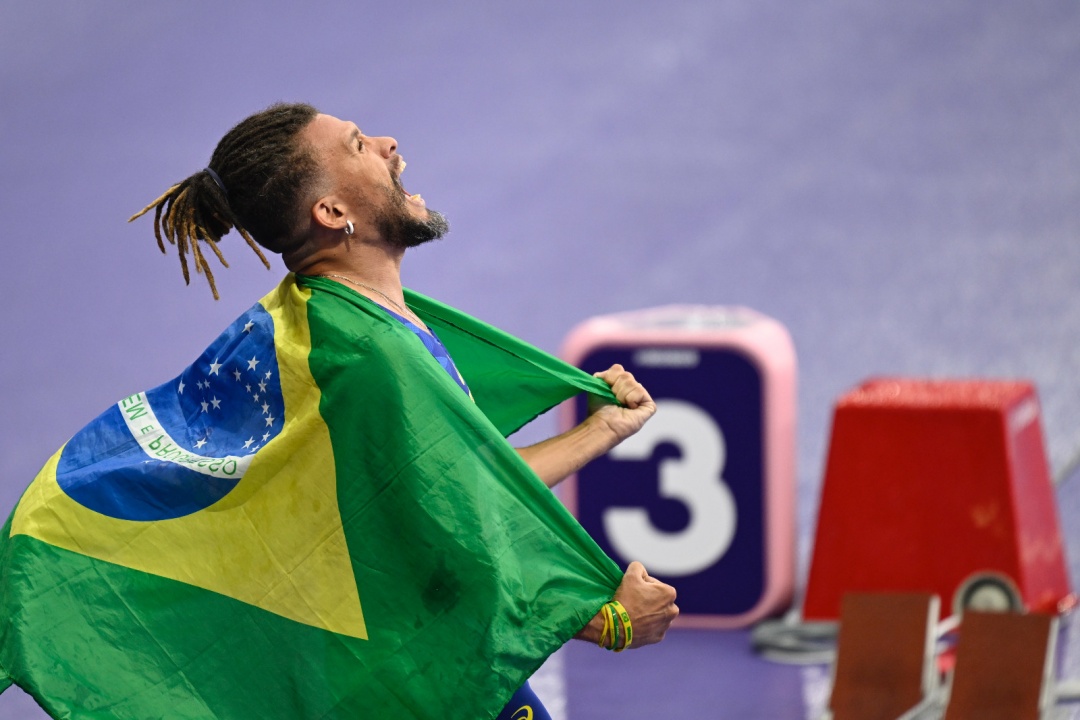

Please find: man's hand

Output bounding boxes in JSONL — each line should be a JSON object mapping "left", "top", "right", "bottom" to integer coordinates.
{"left": 575, "top": 561, "right": 678, "bottom": 649}
{"left": 515, "top": 366, "right": 656, "bottom": 487}
{"left": 614, "top": 561, "right": 678, "bottom": 648}
{"left": 588, "top": 364, "right": 656, "bottom": 444}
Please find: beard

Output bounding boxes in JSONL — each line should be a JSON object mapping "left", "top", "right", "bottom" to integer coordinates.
{"left": 375, "top": 180, "right": 450, "bottom": 249}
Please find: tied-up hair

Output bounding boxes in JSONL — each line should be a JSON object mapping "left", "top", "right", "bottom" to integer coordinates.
{"left": 129, "top": 102, "right": 321, "bottom": 299}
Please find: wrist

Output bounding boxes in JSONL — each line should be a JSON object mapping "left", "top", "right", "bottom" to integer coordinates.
{"left": 596, "top": 600, "right": 632, "bottom": 652}
{"left": 576, "top": 605, "right": 607, "bottom": 644}
{"left": 581, "top": 412, "right": 622, "bottom": 452}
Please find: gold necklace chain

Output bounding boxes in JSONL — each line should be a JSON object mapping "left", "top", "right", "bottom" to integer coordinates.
{"left": 320, "top": 273, "right": 423, "bottom": 325}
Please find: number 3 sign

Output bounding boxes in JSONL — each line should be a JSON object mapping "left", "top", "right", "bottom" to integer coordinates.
{"left": 560, "top": 307, "right": 797, "bottom": 628}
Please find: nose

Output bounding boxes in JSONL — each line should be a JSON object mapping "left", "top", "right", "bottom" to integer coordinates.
{"left": 376, "top": 136, "right": 398, "bottom": 158}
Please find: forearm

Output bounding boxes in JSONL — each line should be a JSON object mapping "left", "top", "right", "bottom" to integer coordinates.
{"left": 515, "top": 415, "right": 620, "bottom": 488}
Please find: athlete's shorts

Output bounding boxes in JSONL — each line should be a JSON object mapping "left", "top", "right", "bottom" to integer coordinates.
{"left": 494, "top": 680, "right": 551, "bottom": 720}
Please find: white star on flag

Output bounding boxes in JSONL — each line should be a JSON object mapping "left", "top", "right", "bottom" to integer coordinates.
{"left": 150, "top": 307, "right": 285, "bottom": 467}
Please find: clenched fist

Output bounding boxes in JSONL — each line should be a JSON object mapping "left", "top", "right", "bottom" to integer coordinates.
{"left": 577, "top": 561, "right": 678, "bottom": 649}
{"left": 588, "top": 364, "right": 657, "bottom": 444}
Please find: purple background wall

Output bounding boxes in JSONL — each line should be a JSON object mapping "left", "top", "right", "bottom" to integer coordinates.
{"left": 2, "top": 1, "right": 1079, "bottom": 717}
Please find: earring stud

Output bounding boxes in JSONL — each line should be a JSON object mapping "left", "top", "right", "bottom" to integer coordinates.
{"left": 344, "top": 220, "right": 354, "bottom": 236}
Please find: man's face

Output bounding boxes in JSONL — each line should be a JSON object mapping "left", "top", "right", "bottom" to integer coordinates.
{"left": 305, "top": 113, "right": 448, "bottom": 248}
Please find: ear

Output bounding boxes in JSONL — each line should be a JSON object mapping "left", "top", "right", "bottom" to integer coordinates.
{"left": 310, "top": 194, "right": 349, "bottom": 232}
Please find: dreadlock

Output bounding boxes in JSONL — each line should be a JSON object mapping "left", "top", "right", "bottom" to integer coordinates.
{"left": 129, "top": 102, "right": 322, "bottom": 299}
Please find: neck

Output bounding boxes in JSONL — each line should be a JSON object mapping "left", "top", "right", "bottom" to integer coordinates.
{"left": 288, "top": 237, "right": 429, "bottom": 328}
{"left": 288, "top": 239, "right": 407, "bottom": 303}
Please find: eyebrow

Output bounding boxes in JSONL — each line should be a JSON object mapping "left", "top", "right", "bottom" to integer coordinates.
{"left": 348, "top": 127, "right": 363, "bottom": 145}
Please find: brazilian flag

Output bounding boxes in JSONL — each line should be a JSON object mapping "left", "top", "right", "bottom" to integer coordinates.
{"left": 0, "top": 274, "right": 621, "bottom": 719}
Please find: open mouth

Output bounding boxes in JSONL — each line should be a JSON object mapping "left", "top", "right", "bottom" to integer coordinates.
{"left": 395, "top": 158, "right": 426, "bottom": 209}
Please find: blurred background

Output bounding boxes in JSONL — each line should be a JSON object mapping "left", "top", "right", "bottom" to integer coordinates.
{"left": 2, "top": 0, "right": 1079, "bottom": 717}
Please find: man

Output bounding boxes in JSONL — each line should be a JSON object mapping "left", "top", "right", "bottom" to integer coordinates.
{"left": 0, "top": 103, "right": 677, "bottom": 719}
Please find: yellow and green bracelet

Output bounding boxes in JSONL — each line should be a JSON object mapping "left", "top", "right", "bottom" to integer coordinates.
{"left": 610, "top": 600, "right": 633, "bottom": 651}
{"left": 596, "top": 600, "right": 633, "bottom": 652}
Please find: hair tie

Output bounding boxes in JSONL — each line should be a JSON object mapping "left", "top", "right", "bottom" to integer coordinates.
{"left": 204, "top": 167, "right": 227, "bottom": 195}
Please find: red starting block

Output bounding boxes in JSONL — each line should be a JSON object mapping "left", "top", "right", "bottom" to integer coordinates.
{"left": 804, "top": 379, "right": 1074, "bottom": 620}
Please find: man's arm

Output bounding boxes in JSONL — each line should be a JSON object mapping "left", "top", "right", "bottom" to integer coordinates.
{"left": 515, "top": 364, "right": 656, "bottom": 487}
{"left": 516, "top": 364, "right": 679, "bottom": 647}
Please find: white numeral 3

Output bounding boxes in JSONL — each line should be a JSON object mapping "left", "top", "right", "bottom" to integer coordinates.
{"left": 604, "top": 400, "right": 737, "bottom": 576}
